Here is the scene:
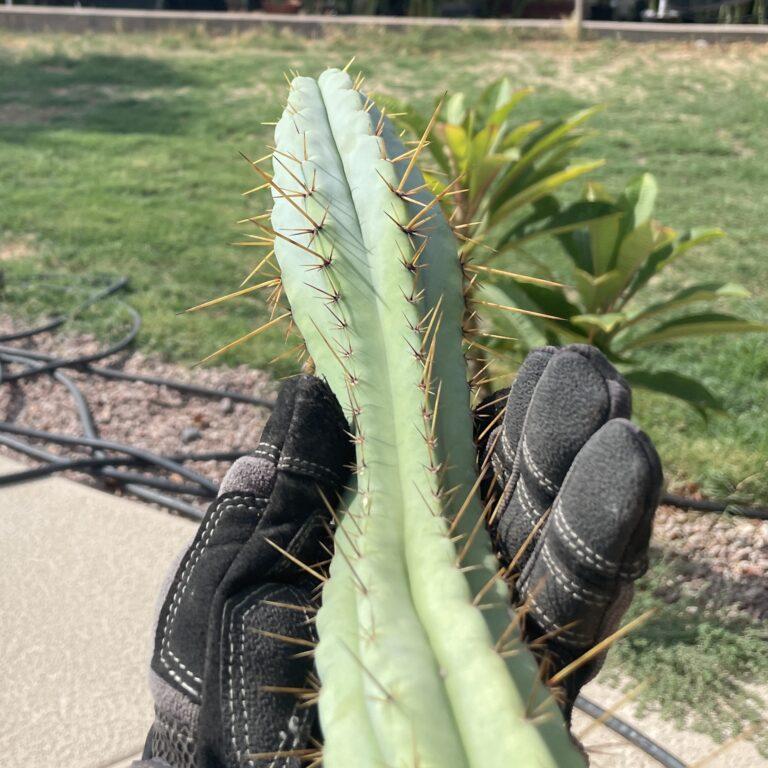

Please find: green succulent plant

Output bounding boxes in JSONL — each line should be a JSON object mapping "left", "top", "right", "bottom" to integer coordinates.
{"left": 229, "top": 67, "right": 586, "bottom": 768}
{"left": 383, "top": 83, "right": 766, "bottom": 412}
{"left": 379, "top": 77, "right": 614, "bottom": 264}
{"left": 477, "top": 173, "right": 767, "bottom": 413}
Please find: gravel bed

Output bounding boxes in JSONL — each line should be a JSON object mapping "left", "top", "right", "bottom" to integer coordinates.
{"left": 1, "top": 320, "right": 765, "bottom": 618}
{"left": 0, "top": 320, "right": 276, "bottom": 512}
{"left": 652, "top": 504, "right": 768, "bottom": 621}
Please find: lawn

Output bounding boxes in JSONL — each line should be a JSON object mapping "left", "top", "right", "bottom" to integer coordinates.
{"left": 2, "top": 28, "right": 767, "bottom": 503}
{"left": 1, "top": 26, "right": 767, "bottom": 753}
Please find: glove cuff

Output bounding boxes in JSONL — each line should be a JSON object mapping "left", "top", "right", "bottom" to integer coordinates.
{"left": 130, "top": 724, "right": 178, "bottom": 768}
{"left": 145, "top": 707, "right": 198, "bottom": 768}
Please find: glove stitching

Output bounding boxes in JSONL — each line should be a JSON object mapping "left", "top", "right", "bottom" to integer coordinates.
{"left": 238, "top": 605, "right": 256, "bottom": 766}
{"left": 269, "top": 729, "right": 291, "bottom": 768}
{"left": 226, "top": 597, "right": 243, "bottom": 764}
{"left": 278, "top": 455, "right": 340, "bottom": 483}
{"left": 160, "top": 493, "right": 228, "bottom": 692}
{"left": 161, "top": 495, "right": 267, "bottom": 692}
{"left": 226, "top": 592, "right": 262, "bottom": 766}
{"left": 278, "top": 704, "right": 310, "bottom": 768}
{"left": 540, "top": 541, "right": 609, "bottom": 605}
{"left": 253, "top": 442, "right": 280, "bottom": 462}
{"left": 500, "top": 426, "right": 516, "bottom": 464}
{"left": 237, "top": 603, "right": 259, "bottom": 766}
{"left": 491, "top": 452, "right": 507, "bottom": 486}
{"left": 516, "top": 476, "right": 544, "bottom": 525}
{"left": 240, "top": 602, "right": 260, "bottom": 767}
{"left": 252, "top": 439, "right": 341, "bottom": 483}
{"left": 554, "top": 505, "right": 647, "bottom": 580}
{"left": 528, "top": 595, "right": 590, "bottom": 647}
{"left": 163, "top": 498, "right": 265, "bottom": 689}
{"left": 273, "top": 591, "right": 314, "bottom": 768}
{"left": 522, "top": 436, "right": 559, "bottom": 495}
{"left": 226, "top": 588, "right": 313, "bottom": 768}
{"left": 553, "top": 500, "right": 618, "bottom": 574}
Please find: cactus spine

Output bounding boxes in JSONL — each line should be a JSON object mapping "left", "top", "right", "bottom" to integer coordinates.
{"left": 264, "top": 68, "right": 585, "bottom": 768}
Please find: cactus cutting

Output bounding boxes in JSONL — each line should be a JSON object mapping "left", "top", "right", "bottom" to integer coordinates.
{"left": 232, "top": 66, "right": 588, "bottom": 768}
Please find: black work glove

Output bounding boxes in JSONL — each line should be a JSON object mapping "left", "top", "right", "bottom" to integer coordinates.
{"left": 475, "top": 344, "right": 663, "bottom": 719}
{"left": 137, "top": 375, "right": 353, "bottom": 768}
{"left": 137, "top": 345, "right": 662, "bottom": 767}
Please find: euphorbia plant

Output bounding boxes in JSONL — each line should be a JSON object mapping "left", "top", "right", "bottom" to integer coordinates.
{"left": 478, "top": 173, "right": 765, "bottom": 413}
{"left": 379, "top": 77, "right": 614, "bottom": 263}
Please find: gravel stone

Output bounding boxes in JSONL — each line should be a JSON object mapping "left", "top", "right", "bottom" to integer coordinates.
{"left": 652, "top": 504, "right": 768, "bottom": 620}
{"left": 180, "top": 426, "right": 202, "bottom": 444}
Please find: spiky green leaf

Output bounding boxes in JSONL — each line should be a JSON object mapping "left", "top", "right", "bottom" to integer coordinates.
{"left": 628, "top": 282, "right": 751, "bottom": 324}
{"left": 620, "top": 312, "right": 768, "bottom": 350}
{"left": 496, "top": 200, "right": 619, "bottom": 253}
{"left": 623, "top": 368, "right": 724, "bottom": 414}
{"left": 571, "top": 312, "right": 628, "bottom": 335}
{"left": 623, "top": 227, "right": 726, "bottom": 303}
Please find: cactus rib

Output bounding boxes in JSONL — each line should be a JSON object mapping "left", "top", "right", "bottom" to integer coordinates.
{"left": 267, "top": 68, "right": 585, "bottom": 768}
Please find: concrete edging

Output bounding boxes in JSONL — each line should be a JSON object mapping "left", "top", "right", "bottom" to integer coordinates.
{"left": 0, "top": 5, "right": 766, "bottom": 42}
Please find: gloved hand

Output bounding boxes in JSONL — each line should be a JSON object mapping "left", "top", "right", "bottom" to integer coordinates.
{"left": 137, "top": 375, "right": 353, "bottom": 768}
{"left": 475, "top": 344, "right": 663, "bottom": 718}
{"left": 136, "top": 345, "right": 662, "bottom": 767}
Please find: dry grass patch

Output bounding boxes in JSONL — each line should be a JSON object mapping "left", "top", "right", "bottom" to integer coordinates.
{"left": 0, "top": 233, "right": 37, "bottom": 262}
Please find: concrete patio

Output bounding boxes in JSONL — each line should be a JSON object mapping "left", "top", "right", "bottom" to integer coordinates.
{"left": 1, "top": 453, "right": 763, "bottom": 767}
{"left": 0, "top": 455, "right": 196, "bottom": 768}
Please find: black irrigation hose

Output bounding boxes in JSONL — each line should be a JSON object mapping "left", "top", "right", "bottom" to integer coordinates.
{"left": 0, "top": 431, "right": 206, "bottom": 520}
{"left": 662, "top": 492, "right": 768, "bottom": 521}
{"left": 0, "top": 275, "right": 248, "bottom": 518}
{"left": 0, "top": 340, "right": 275, "bottom": 409}
{"left": 0, "top": 305, "right": 141, "bottom": 382}
{"left": 0, "top": 276, "right": 129, "bottom": 343}
{"left": 0, "top": 430, "right": 213, "bottom": 499}
{"left": 59, "top": 354, "right": 213, "bottom": 514}
{"left": 574, "top": 696, "right": 688, "bottom": 768}
{"left": 0, "top": 450, "right": 247, "bottom": 487}
{"left": 0, "top": 422, "right": 218, "bottom": 493}
{"left": 0, "top": 274, "right": 274, "bottom": 517}
{"left": 0, "top": 316, "right": 63, "bottom": 342}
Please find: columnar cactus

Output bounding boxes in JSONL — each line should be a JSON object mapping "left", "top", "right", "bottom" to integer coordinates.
{"left": 256, "top": 67, "right": 586, "bottom": 768}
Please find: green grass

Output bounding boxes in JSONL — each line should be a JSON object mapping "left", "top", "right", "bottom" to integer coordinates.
{"left": 2, "top": 29, "right": 766, "bottom": 503}
{"left": 2, "top": 27, "right": 766, "bottom": 749}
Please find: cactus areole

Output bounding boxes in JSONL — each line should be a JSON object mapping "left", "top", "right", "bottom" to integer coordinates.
{"left": 266, "top": 68, "right": 585, "bottom": 768}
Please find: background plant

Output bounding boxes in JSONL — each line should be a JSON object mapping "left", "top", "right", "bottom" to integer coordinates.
{"left": 387, "top": 82, "right": 766, "bottom": 412}
{"left": 379, "top": 78, "right": 614, "bottom": 265}
{"left": 477, "top": 173, "right": 766, "bottom": 412}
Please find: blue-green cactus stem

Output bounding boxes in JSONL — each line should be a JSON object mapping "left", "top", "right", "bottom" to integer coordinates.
{"left": 268, "top": 67, "right": 585, "bottom": 768}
